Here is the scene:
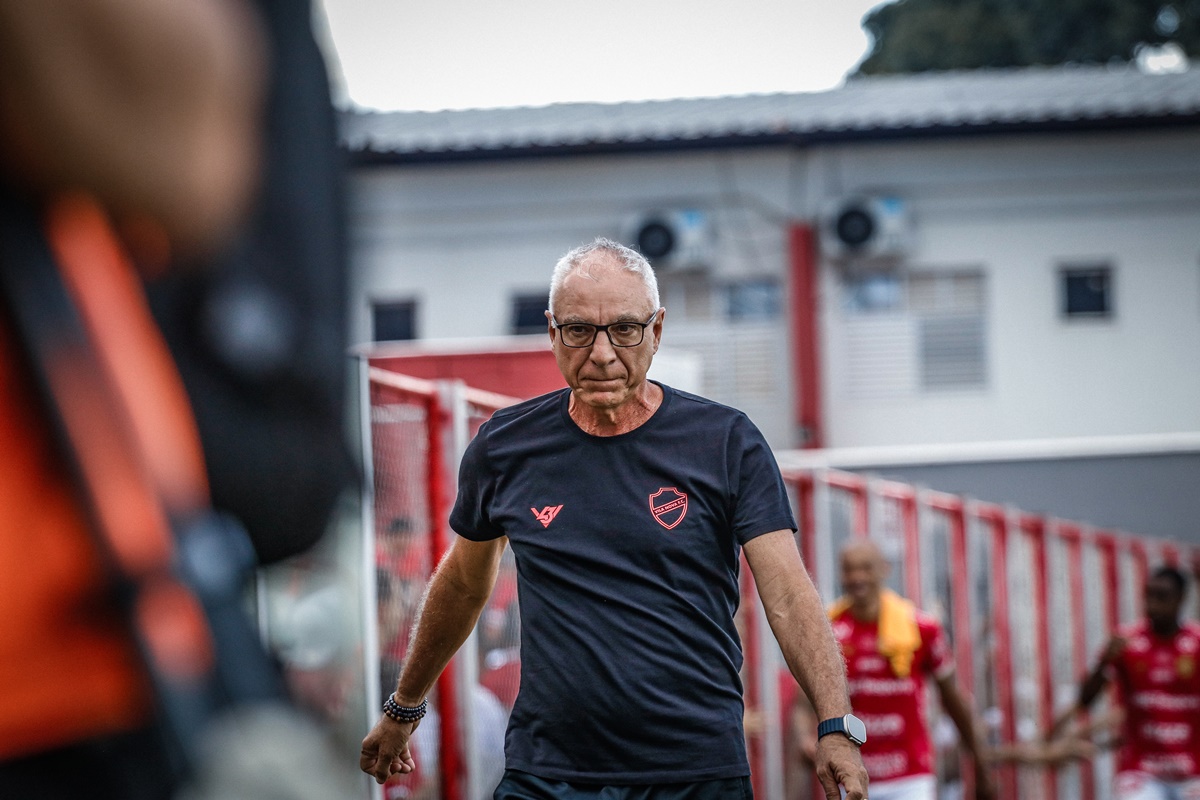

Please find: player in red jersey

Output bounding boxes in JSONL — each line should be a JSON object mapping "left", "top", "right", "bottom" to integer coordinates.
{"left": 1052, "top": 565, "right": 1200, "bottom": 800}
{"left": 828, "top": 540, "right": 996, "bottom": 800}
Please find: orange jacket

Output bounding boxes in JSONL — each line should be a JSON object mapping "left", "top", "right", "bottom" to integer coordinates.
{"left": 0, "top": 318, "right": 151, "bottom": 757}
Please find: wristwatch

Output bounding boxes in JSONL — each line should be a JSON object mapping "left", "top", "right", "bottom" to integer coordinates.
{"left": 817, "top": 713, "right": 867, "bottom": 746}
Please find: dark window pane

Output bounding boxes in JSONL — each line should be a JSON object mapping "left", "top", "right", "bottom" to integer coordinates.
{"left": 374, "top": 300, "right": 417, "bottom": 341}
{"left": 1062, "top": 267, "right": 1112, "bottom": 317}
{"left": 727, "top": 279, "right": 782, "bottom": 320}
{"left": 512, "top": 293, "right": 549, "bottom": 335}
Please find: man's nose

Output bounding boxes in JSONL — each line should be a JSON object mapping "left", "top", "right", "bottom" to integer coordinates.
{"left": 589, "top": 331, "right": 617, "bottom": 359}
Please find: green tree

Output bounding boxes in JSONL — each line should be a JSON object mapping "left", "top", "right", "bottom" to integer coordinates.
{"left": 854, "top": 0, "right": 1200, "bottom": 75}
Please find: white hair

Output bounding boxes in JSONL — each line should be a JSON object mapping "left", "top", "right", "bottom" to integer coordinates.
{"left": 548, "top": 237, "right": 660, "bottom": 316}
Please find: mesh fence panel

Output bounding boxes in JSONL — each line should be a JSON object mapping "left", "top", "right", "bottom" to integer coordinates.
{"left": 1117, "top": 549, "right": 1142, "bottom": 626}
{"left": 370, "top": 384, "right": 441, "bottom": 799}
{"left": 362, "top": 370, "right": 1200, "bottom": 800}
{"left": 872, "top": 491, "right": 909, "bottom": 598}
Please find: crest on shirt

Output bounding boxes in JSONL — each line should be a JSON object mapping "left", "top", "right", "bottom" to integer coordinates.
{"left": 531, "top": 505, "right": 563, "bottom": 528}
{"left": 649, "top": 487, "right": 688, "bottom": 530}
{"left": 1179, "top": 655, "right": 1195, "bottom": 679}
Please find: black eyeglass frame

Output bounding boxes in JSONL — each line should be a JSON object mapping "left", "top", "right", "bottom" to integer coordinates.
{"left": 550, "top": 310, "right": 660, "bottom": 348}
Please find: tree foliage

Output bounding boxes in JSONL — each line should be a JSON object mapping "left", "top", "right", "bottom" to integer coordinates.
{"left": 854, "top": 0, "right": 1200, "bottom": 75}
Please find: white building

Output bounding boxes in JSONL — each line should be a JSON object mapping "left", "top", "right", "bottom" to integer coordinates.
{"left": 342, "top": 63, "right": 1200, "bottom": 541}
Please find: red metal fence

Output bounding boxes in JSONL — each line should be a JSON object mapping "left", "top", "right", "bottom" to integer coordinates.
{"left": 364, "top": 365, "right": 1200, "bottom": 800}
{"left": 779, "top": 469, "right": 1200, "bottom": 800}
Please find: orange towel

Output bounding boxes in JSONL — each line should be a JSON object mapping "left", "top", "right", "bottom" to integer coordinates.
{"left": 829, "top": 588, "right": 921, "bottom": 678}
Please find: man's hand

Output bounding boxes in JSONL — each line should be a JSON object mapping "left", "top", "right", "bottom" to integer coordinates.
{"left": 359, "top": 716, "right": 420, "bottom": 785}
{"left": 814, "top": 734, "right": 869, "bottom": 800}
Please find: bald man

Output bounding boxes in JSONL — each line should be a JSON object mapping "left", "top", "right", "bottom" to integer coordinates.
{"left": 361, "top": 238, "right": 869, "bottom": 800}
{"left": 828, "top": 540, "right": 995, "bottom": 800}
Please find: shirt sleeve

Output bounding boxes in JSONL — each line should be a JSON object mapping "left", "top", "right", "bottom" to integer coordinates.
{"left": 448, "top": 426, "right": 505, "bottom": 541}
{"left": 918, "top": 613, "right": 956, "bottom": 681}
{"left": 728, "top": 413, "right": 797, "bottom": 544}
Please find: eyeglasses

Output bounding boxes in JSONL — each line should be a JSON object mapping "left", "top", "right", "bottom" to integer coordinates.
{"left": 551, "top": 311, "right": 659, "bottom": 348}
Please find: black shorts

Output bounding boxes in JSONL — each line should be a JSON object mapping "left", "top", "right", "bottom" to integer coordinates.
{"left": 493, "top": 769, "right": 754, "bottom": 800}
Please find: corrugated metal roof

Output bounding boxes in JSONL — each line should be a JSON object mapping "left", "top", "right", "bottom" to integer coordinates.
{"left": 341, "top": 63, "right": 1200, "bottom": 162}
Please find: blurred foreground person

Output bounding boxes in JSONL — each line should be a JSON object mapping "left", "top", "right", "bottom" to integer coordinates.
{"left": 1051, "top": 565, "right": 1200, "bottom": 800}
{"left": 0, "top": 0, "right": 353, "bottom": 797}
{"left": 361, "top": 238, "right": 869, "bottom": 799}
{"left": 829, "top": 540, "right": 996, "bottom": 800}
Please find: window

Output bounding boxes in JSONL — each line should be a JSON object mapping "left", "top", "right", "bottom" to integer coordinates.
{"left": 910, "top": 272, "right": 987, "bottom": 390}
{"left": 373, "top": 299, "right": 417, "bottom": 342}
{"left": 726, "top": 279, "right": 782, "bottom": 321}
{"left": 841, "top": 270, "right": 987, "bottom": 396}
{"left": 1061, "top": 265, "right": 1113, "bottom": 318}
{"left": 511, "top": 293, "right": 550, "bottom": 335}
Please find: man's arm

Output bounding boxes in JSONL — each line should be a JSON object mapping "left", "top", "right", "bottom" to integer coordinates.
{"left": 360, "top": 535, "right": 507, "bottom": 785}
{"left": 1049, "top": 634, "right": 1122, "bottom": 739}
{"left": 935, "top": 674, "right": 997, "bottom": 800}
{"left": 744, "top": 529, "right": 868, "bottom": 800}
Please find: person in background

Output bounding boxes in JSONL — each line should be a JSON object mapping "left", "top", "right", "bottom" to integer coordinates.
{"left": 360, "top": 237, "right": 869, "bottom": 800}
{"left": 0, "top": 2, "right": 264, "bottom": 797}
{"left": 829, "top": 539, "right": 996, "bottom": 800}
{"left": 1050, "top": 565, "right": 1200, "bottom": 800}
{"left": 2, "top": 0, "right": 355, "bottom": 796}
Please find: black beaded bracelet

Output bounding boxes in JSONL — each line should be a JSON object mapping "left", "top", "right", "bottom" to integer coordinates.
{"left": 383, "top": 694, "right": 428, "bottom": 723}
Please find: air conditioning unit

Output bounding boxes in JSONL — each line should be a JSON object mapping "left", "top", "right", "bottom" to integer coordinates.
{"left": 624, "top": 209, "right": 715, "bottom": 271}
{"left": 821, "top": 195, "right": 913, "bottom": 264}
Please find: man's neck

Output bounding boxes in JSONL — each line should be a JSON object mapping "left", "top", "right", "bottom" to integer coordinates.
{"left": 1150, "top": 618, "right": 1181, "bottom": 638}
{"left": 850, "top": 594, "right": 881, "bottom": 623}
{"left": 569, "top": 382, "right": 662, "bottom": 436}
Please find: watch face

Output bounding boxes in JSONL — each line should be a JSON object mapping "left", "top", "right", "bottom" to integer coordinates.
{"left": 845, "top": 714, "right": 867, "bottom": 745}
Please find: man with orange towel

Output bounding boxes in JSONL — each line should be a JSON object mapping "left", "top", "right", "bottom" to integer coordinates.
{"left": 828, "top": 539, "right": 996, "bottom": 800}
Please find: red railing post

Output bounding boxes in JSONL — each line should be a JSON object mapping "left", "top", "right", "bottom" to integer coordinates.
{"left": 982, "top": 506, "right": 1017, "bottom": 800}
{"left": 789, "top": 223, "right": 823, "bottom": 449}
{"left": 1026, "top": 515, "right": 1056, "bottom": 800}
{"left": 1060, "top": 523, "right": 1096, "bottom": 800}
{"left": 900, "top": 490, "right": 921, "bottom": 605}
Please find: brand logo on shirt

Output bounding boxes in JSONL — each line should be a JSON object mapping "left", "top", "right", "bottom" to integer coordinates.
{"left": 648, "top": 487, "right": 687, "bottom": 530}
{"left": 531, "top": 505, "right": 562, "bottom": 528}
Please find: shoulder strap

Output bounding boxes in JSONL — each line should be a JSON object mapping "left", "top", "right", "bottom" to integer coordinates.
{"left": 0, "top": 187, "right": 283, "bottom": 778}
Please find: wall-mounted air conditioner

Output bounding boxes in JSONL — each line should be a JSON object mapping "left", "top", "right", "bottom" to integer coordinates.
{"left": 821, "top": 195, "right": 913, "bottom": 264}
{"left": 623, "top": 209, "right": 715, "bottom": 271}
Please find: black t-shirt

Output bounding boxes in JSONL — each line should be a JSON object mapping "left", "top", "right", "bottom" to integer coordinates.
{"left": 449, "top": 382, "right": 796, "bottom": 783}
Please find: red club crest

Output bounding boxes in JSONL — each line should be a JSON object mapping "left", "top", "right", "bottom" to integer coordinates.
{"left": 649, "top": 487, "right": 688, "bottom": 530}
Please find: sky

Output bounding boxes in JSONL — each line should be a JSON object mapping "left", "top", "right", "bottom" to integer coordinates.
{"left": 315, "top": 0, "right": 893, "bottom": 113}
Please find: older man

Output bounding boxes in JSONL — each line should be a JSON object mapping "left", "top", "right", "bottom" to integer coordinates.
{"left": 829, "top": 540, "right": 995, "bottom": 800}
{"left": 360, "top": 238, "right": 868, "bottom": 799}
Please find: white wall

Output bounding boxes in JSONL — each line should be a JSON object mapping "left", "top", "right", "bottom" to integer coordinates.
{"left": 816, "top": 129, "right": 1200, "bottom": 447}
{"left": 347, "top": 126, "right": 1200, "bottom": 451}
{"left": 347, "top": 148, "right": 799, "bottom": 445}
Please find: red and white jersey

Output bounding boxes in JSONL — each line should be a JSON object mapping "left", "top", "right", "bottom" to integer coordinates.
{"left": 830, "top": 607, "right": 955, "bottom": 782}
{"left": 1108, "top": 620, "right": 1200, "bottom": 779}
